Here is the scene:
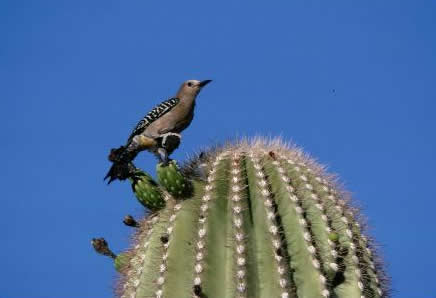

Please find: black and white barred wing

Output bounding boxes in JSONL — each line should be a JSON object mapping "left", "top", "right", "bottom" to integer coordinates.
{"left": 127, "top": 97, "right": 180, "bottom": 143}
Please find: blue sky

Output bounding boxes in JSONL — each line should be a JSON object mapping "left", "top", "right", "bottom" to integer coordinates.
{"left": 1, "top": 1, "right": 435, "bottom": 297}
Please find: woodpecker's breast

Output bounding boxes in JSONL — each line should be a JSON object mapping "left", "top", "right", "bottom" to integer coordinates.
{"left": 143, "top": 100, "right": 195, "bottom": 137}
{"left": 173, "top": 107, "right": 194, "bottom": 133}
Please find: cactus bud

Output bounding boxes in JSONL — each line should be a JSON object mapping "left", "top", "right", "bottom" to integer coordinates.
{"left": 130, "top": 169, "right": 165, "bottom": 211}
{"left": 91, "top": 238, "right": 116, "bottom": 259}
{"left": 123, "top": 215, "right": 139, "bottom": 227}
{"left": 157, "top": 160, "right": 192, "bottom": 198}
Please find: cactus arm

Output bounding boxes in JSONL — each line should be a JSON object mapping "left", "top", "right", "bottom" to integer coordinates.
{"left": 263, "top": 158, "right": 329, "bottom": 298}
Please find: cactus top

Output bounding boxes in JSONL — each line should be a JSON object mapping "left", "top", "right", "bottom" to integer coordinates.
{"left": 111, "top": 137, "right": 389, "bottom": 298}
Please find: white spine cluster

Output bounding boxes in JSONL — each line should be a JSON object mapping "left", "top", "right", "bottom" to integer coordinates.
{"left": 249, "top": 153, "right": 289, "bottom": 298}
{"left": 319, "top": 181, "right": 381, "bottom": 296}
{"left": 230, "top": 153, "right": 247, "bottom": 297}
{"left": 281, "top": 156, "right": 339, "bottom": 274}
{"left": 192, "top": 152, "right": 228, "bottom": 297}
{"left": 271, "top": 155, "right": 329, "bottom": 297}
{"left": 285, "top": 154, "right": 383, "bottom": 297}
{"left": 121, "top": 216, "right": 158, "bottom": 298}
{"left": 155, "top": 201, "right": 183, "bottom": 298}
{"left": 357, "top": 226, "right": 383, "bottom": 297}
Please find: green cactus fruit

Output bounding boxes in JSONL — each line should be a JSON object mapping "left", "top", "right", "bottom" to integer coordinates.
{"left": 328, "top": 232, "right": 339, "bottom": 242}
{"left": 114, "top": 252, "right": 129, "bottom": 272}
{"left": 157, "top": 160, "right": 192, "bottom": 198}
{"left": 108, "top": 139, "right": 388, "bottom": 298}
{"left": 130, "top": 170, "right": 165, "bottom": 211}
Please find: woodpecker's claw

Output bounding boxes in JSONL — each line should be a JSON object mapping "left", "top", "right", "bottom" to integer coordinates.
{"left": 157, "top": 148, "right": 170, "bottom": 166}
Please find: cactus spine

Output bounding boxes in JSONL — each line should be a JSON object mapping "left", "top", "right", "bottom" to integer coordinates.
{"left": 95, "top": 139, "right": 388, "bottom": 298}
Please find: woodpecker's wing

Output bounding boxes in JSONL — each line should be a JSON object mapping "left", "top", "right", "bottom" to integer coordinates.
{"left": 127, "top": 97, "right": 180, "bottom": 143}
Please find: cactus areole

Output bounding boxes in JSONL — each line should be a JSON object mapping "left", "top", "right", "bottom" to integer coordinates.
{"left": 94, "top": 138, "right": 388, "bottom": 298}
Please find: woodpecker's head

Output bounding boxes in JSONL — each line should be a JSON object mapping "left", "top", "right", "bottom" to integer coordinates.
{"left": 177, "top": 79, "right": 212, "bottom": 99}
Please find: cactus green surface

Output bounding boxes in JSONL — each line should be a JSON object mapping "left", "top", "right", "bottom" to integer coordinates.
{"left": 96, "top": 138, "right": 389, "bottom": 298}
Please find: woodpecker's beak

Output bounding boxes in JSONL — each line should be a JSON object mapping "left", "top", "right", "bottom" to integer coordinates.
{"left": 198, "top": 80, "right": 212, "bottom": 87}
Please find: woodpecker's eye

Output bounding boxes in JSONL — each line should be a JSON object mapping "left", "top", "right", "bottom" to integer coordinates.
{"left": 187, "top": 82, "right": 193, "bottom": 87}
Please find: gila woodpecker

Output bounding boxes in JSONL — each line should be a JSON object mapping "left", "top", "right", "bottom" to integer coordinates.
{"left": 104, "top": 79, "right": 212, "bottom": 184}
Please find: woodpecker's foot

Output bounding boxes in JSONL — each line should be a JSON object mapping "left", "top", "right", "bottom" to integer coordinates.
{"left": 157, "top": 148, "right": 170, "bottom": 166}
{"left": 161, "top": 133, "right": 181, "bottom": 155}
{"left": 160, "top": 158, "right": 173, "bottom": 167}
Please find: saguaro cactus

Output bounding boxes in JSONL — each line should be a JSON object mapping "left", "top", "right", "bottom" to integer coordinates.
{"left": 94, "top": 138, "right": 388, "bottom": 298}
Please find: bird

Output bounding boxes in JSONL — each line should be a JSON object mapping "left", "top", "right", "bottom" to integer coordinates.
{"left": 104, "top": 79, "right": 212, "bottom": 184}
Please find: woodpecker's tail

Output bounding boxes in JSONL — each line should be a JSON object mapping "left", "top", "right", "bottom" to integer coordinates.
{"left": 104, "top": 146, "right": 137, "bottom": 184}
